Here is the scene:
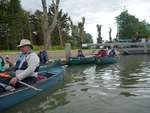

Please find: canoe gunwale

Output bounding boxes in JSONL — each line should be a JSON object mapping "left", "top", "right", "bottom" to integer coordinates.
{"left": 0, "top": 72, "right": 58, "bottom": 97}
{"left": 95, "top": 56, "right": 117, "bottom": 65}
{"left": 68, "top": 56, "right": 95, "bottom": 65}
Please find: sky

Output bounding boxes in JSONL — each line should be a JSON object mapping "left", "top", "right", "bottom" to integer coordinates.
{"left": 21, "top": 0, "right": 150, "bottom": 43}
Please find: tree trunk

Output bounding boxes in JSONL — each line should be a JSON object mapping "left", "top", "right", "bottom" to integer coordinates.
{"left": 58, "top": 25, "right": 64, "bottom": 47}
{"left": 41, "top": 0, "right": 49, "bottom": 49}
{"left": 41, "top": 0, "right": 59, "bottom": 49}
{"left": 78, "top": 17, "right": 85, "bottom": 48}
{"left": 109, "top": 27, "right": 112, "bottom": 42}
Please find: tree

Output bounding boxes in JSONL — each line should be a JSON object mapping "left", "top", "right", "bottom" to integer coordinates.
{"left": 116, "top": 10, "right": 150, "bottom": 40}
{"left": 83, "top": 33, "right": 93, "bottom": 43}
{"left": 69, "top": 18, "right": 79, "bottom": 47}
{"left": 49, "top": 7, "right": 70, "bottom": 47}
{"left": 41, "top": 0, "right": 59, "bottom": 49}
{"left": 29, "top": 10, "right": 43, "bottom": 45}
{"left": 109, "top": 27, "right": 112, "bottom": 42}
{"left": 69, "top": 17, "right": 93, "bottom": 48}
{"left": 57, "top": 10, "right": 70, "bottom": 47}
{"left": 0, "top": 0, "right": 29, "bottom": 50}
{"left": 78, "top": 17, "right": 85, "bottom": 48}
{"left": 96, "top": 24, "right": 102, "bottom": 43}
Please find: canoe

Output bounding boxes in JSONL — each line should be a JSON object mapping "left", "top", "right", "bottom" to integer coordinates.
{"left": 0, "top": 60, "right": 64, "bottom": 111}
{"left": 68, "top": 56, "right": 95, "bottom": 65}
{"left": 0, "top": 60, "right": 63, "bottom": 84}
{"left": 95, "top": 56, "right": 117, "bottom": 65}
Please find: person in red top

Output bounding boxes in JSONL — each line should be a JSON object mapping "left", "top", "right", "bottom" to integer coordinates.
{"left": 95, "top": 49, "right": 107, "bottom": 57}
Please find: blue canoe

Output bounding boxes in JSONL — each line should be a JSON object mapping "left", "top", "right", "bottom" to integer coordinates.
{"left": 0, "top": 60, "right": 64, "bottom": 111}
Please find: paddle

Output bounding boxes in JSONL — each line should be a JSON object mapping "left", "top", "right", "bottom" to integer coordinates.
{"left": 18, "top": 81, "right": 42, "bottom": 91}
{"left": 0, "top": 82, "right": 15, "bottom": 91}
{"left": 0, "top": 72, "right": 42, "bottom": 91}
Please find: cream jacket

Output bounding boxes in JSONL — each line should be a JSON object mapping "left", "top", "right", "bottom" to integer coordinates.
{"left": 16, "top": 52, "right": 40, "bottom": 80}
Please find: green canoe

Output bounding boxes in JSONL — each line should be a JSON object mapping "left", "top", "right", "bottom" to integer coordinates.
{"left": 95, "top": 56, "right": 117, "bottom": 65}
{"left": 68, "top": 56, "right": 95, "bottom": 65}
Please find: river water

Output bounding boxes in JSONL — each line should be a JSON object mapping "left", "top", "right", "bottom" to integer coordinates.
{"left": 3, "top": 55, "right": 150, "bottom": 113}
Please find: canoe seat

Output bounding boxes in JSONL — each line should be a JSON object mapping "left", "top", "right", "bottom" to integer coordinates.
{"left": 38, "top": 72, "right": 55, "bottom": 78}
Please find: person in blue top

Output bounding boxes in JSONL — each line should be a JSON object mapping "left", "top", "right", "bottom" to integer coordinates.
{"left": 38, "top": 47, "right": 48, "bottom": 65}
{"left": 108, "top": 47, "right": 116, "bottom": 57}
{"left": 0, "top": 56, "right": 5, "bottom": 72}
{"left": 77, "top": 49, "right": 85, "bottom": 57}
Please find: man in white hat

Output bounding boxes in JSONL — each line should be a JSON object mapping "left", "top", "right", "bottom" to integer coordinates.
{"left": 6, "top": 39, "right": 40, "bottom": 86}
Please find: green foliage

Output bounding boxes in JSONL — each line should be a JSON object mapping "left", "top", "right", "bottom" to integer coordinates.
{"left": 0, "top": 0, "right": 30, "bottom": 50}
{"left": 116, "top": 10, "right": 150, "bottom": 39}
{"left": 69, "top": 18, "right": 93, "bottom": 48}
{"left": 83, "top": 33, "right": 93, "bottom": 43}
{"left": 0, "top": 0, "right": 93, "bottom": 50}
{"left": 32, "top": 45, "right": 64, "bottom": 51}
{"left": 48, "top": 5, "right": 70, "bottom": 46}
{"left": 29, "top": 10, "right": 43, "bottom": 45}
{"left": 49, "top": 45, "right": 64, "bottom": 50}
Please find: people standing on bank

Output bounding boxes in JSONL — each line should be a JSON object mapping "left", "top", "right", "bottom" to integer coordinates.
{"left": 6, "top": 39, "right": 40, "bottom": 86}
{"left": 38, "top": 47, "right": 48, "bottom": 65}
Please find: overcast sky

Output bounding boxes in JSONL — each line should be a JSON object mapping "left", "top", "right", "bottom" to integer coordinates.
{"left": 21, "top": 0, "right": 150, "bottom": 43}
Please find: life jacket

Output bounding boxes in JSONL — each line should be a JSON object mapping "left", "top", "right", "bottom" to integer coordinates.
{"left": 38, "top": 51, "right": 48, "bottom": 65}
{"left": 0, "top": 56, "right": 5, "bottom": 67}
{"left": 15, "top": 54, "right": 27, "bottom": 70}
{"left": 109, "top": 49, "right": 116, "bottom": 56}
{"left": 15, "top": 53, "right": 39, "bottom": 72}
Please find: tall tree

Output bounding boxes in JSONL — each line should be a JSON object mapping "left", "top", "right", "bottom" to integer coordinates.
{"left": 96, "top": 24, "right": 102, "bottom": 43}
{"left": 29, "top": 10, "right": 43, "bottom": 45}
{"left": 0, "top": 0, "right": 29, "bottom": 50}
{"left": 116, "top": 10, "right": 150, "bottom": 40}
{"left": 83, "top": 32, "right": 93, "bottom": 43}
{"left": 56, "top": 10, "right": 70, "bottom": 47}
{"left": 109, "top": 27, "right": 112, "bottom": 42}
{"left": 69, "top": 17, "right": 93, "bottom": 47}
{"left": 49, "top": 6, "right": 70, "bottom": 47}
{"left": 69, "top": 18, "right": 79, "bottom": 47}
{"left": 41, "top": 0, "right": 59, "bottom": 49}
{"left": 78, "top": 17, "right": 85, "bottom": 48}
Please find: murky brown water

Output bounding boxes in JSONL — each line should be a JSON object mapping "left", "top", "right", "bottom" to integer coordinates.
{"left": 3, "top": 55, "right": 150, "bottom": 113}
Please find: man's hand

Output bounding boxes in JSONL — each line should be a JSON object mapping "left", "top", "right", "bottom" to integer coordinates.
{"left": 5, "top": 56, "right": 13, "bottom": 65}
{"left": 10, "top": 77, "right": 18, "bottom": 86}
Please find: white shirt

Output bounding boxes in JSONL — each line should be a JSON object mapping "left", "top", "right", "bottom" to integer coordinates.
{"left": 16, "top": 52, "right": 40, "bottom": 80}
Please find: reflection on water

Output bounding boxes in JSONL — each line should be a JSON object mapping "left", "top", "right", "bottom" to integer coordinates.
{"left": 3, "top": 82, "right": 68, "bottom": 113}
{"left": 3, "top": 55, "right": 150, "bottom": 113}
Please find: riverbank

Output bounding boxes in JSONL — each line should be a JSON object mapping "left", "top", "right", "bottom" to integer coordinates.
{"left": 0, "top": 49, "right": 95, "bottom": 61}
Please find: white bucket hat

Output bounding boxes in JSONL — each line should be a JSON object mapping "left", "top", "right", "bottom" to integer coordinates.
{"left": 17, "top": 39, "right": 32, "bottom": 48}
